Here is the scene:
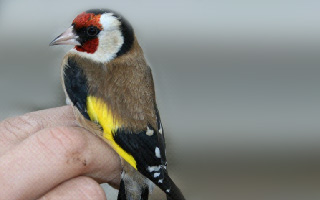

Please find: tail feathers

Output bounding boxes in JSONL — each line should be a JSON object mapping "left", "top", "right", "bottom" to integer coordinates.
{"left": 118, "top": 169, "right": 184, "bottom": 200}
{"left": 163, "top": 174, "right": 185, "bottom": 200}
{"left": 146, "top": 169, "right": 185, "bottom": 200}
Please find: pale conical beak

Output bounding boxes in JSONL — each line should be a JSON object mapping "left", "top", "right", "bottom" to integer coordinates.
{"left": 49, "top": 26, "right": 80, "bottom": 46}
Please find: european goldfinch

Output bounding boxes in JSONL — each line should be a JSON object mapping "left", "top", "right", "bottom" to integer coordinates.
{"left": 50, "top": 9, "right": 185, "bottom": 200}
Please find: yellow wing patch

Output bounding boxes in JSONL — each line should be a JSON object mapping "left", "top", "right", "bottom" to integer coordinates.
{"left": 87, "top": 96, "right": 137, "bottom": 169}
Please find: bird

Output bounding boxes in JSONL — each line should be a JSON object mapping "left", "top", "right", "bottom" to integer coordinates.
{"left": 49, "top": 9, "right": 185, "bottom": 200}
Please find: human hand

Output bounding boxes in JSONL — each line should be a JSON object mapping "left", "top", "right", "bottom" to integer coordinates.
{"left": 0, "top": 106, "right": 121, "bottom": 200}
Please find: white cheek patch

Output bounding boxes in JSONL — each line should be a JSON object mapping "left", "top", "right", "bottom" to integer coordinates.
{"left": 70, "top": 29, "right": 124, "bottom": 63}
{"left": 69, "top": 13, "right": 124, "bottom": 63}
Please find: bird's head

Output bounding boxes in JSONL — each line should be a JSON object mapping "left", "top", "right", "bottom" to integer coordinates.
{"left": 50, "top": 9, "right": 134, "bottom": 63}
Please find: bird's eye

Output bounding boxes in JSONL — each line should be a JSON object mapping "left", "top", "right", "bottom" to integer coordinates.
{"left": 87, "top": 26, "right": 98, "bottom": 36}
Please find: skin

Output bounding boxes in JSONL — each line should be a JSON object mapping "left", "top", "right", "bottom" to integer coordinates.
{"left": 0, "top": 106, "right": 122, "bottom": 200}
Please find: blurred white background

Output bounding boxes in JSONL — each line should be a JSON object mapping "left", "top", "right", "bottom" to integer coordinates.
{"left": 1, "top": 0, "right": 320, "bottom": 199}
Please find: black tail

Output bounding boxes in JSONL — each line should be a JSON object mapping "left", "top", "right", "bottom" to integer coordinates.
{"left": 163, "top": 173, "right": 185, "bottom": 200}
{"left": 138, "top": 164, "right": 185, "bottom": 200}
{"left": 145, "top": 169, "right": 185, "bottom": 200}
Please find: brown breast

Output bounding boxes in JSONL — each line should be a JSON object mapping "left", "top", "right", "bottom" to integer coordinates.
{"left": 66, "top": 39, "right": 158, "bottom": 131}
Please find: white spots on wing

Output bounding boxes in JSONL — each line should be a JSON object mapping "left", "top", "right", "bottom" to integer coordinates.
{"left": 158, "top": 179, "right": 163, "bottom": 183}
{"left": 146, "top": 126, "right": 154, "bottom": 136}
{"left": 155, "top": 147, "right": 161, "bottom": 158}
{"left": 166, "top": 189, "right": 170, "bottom": 193}
{"left": 147, "top": 166, "right": 161, "bottom": 172}
{"left": 159, "top": 122, "right": 163, "bottom": 134}
{"left": 154, "top": 172, "right": 160, "bottom": 178}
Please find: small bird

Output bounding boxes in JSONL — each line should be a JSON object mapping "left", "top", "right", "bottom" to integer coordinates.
{"left": 50, "top": 9, "right": 185, "bottom": 200}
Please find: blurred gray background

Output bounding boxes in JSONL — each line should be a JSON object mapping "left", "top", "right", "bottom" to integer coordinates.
{"left": 1, "top": 0, "right": 320, "bottom": 199}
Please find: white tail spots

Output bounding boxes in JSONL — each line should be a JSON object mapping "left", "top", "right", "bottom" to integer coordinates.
{"left": 155, "top": 147, "right": 161, "bottom": 158}
{"left": 166, "top": 189, "right": 170, "bottom": 193}
{"left": 158, "top": 179, "right": 163, "bottom": 183}
{"left": 146, "top": 126, "right": 154, "bottom": 136}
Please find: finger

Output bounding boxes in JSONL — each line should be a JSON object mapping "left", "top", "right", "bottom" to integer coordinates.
{"left": 0, "top": 106, "right": 77, "bottom": 155}
{"left": 0, "top": 126, "right": 121, "bottom": 200}
{"left": 37, "top": 176, "right": 106, "bottom": 200}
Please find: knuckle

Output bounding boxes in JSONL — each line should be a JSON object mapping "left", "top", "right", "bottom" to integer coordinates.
{"left": 17, "top": 113, "right": 45, "bottom": 131}
{"left": 0, "top": 119, "right": 16, "bottom": 139}
{"left": 0, "top": 113, "right": 43, "bottom": 140}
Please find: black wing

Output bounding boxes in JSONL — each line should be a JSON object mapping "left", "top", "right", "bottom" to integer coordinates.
{"left": 113, "top": 109, "right": 184, "bottom": 200}
{"left": 63, "top": 57, "right": 90, "bottom": 120}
